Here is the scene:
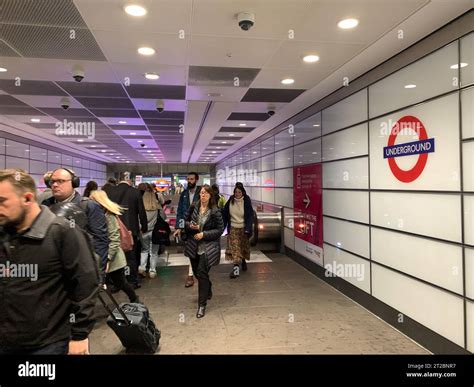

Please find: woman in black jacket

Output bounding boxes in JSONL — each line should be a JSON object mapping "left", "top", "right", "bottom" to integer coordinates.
{"left": 184, "top": 185, "right": 224, "bottom": 318}
{"left": 222, "top": 184, "right": 254, "bottom": 278}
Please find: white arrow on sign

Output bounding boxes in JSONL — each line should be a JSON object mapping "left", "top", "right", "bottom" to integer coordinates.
{"left": 303, "top": 192, "right": 311, "bottom": 208}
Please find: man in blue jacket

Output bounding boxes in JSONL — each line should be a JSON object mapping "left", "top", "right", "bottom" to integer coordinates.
{"left": 42, "top": 168, "right": 109, "bottom": 268}
{"left": 173, "top": 172, "right": 201, "bottom": 287}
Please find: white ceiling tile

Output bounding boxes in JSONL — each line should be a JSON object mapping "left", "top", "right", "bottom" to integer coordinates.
{"left": 92, "top": 30, "right": 187, "bottom": 66}
{"left": 74, "top": 0, "right": 192, "bottom": 34}
{"left": 13, "top": 95, "right": 85, "bottom": 109}
{"left": 99, "top": 117, "right": 145, "bottom": 125}
{"left": 111, "top": 63, "right": 186, "bottom": 85}
{"left": 189, "top": 36, "right": 281, "bottom": 68}
{"left": 186, "top": 86, "right": 248, "bottom": 102}
{"left": 131, "top": 99, "right": 187, "bottom": 111}
{"left": 113, "top": 130, "right": 150, "bottom": 136}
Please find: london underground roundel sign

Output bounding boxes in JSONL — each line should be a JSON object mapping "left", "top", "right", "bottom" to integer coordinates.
{"left": 383, "top": 115, "right": 435, "bottom": 183}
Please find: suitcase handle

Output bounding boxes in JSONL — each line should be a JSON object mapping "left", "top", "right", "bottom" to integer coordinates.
{"left": 98, "top": 286, "right": 132, "bottom": 326}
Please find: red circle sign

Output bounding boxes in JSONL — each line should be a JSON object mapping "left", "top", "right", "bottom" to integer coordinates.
{"left": 387, "top": 115, "right": 428, "bottom": 183}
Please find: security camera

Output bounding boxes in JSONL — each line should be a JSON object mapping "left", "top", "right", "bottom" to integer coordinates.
{"left": 237, "top": 12, "right": 255, "bottom": 31}
{"left": 267, "top": 105, "right": 276, "bottom": 117}
{"left": 140, "top": 143, "right": 146, "bottom": 147}
{"left": 60, "top": 97, "right": 70, "bottom": 110}
{"left": 72, "top": 65, "right": 84, "bottom": 82}
{"left": 156, "top": 99, "right": 164, "bottom": 113}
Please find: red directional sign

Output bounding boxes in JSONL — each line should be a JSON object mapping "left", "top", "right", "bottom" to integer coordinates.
{"left": 293, "top": 163, "right": 323, "bottom": 248}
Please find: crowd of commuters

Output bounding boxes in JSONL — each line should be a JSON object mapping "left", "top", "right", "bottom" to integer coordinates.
{"left": 0, "top": 167, "right": 255, "bottom": 353}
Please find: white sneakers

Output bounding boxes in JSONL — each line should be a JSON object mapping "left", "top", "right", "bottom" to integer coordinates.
{"left": 149, "top": 271, "right": 157, "bottom": 279}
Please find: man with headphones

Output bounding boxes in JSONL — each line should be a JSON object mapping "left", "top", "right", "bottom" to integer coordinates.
{"left": 42, "top": 168, "right": 109, "bottom": 272}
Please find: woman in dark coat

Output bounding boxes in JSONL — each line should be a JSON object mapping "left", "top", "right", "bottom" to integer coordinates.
{"left": 184, "top": 185, "right": 224, "bottom": 318}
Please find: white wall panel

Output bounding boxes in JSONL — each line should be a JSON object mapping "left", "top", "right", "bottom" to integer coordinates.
{"left": 295, "top": 237, "right": 323, "bottom": 266}
{"left": 294, "top": 138, "right": 321, "bottom": 166}
{"left": 283, "top": 207, "right": 294, "bottom": 228}
{"left": 0, "top": 138, "right": 5, "bottom": 154}
{"left": 323, "top": 190, "right": 369, "bottom": 223}
{"left": 275, "top": 130, "right": 293, "bottom": 151}
{"left": 372, "top": 228, "right": 463, "bottom": 294}
{"left": 372, "top": 263, "right": 464, "bottom": 347}
{"left": 370, "top": 93, "right": 460, "bottom": 191}
{"left": 6, "top": 140, "right": 29, "bottom": 158}
{"left": 48, "top": 151, "right": 61, "bottom": 164}
{"left": 322, "top": 89, "right": 367, "bottom": 135}
{"left": 463, "top": 142, "right": 473, "bottom": 191}
{"left": 461, "top": 33, "right": 473, "bottom": 87}
{"left": 371, "top": 192, "right": 462, "bottom": 242}
{"left": 461, "top": 87, "right": 473, "bottom": 139}
{"left": 324, "top": 217, "right": 369, "bottom": 258}
{"left": 6, "top": 156, "right": 28, "bottom": 170}
{"left": 0, "top": 156, "right": 4, "bottom": 169}
{"left": 29, "top": 146, "right": 47, "bottom": 162}
{"left": 284, "top": 227, "right": 295, "bottom": 250}
{"left": 322, "top": 123, "right": 368, "bottom": 161}
{"left": 323, "top": 243, "right": 371, "bottom": 293}
{"left": 464, "top": 194, "right": 474, "bottom": 246}
{"left": 323, "top": 157, "right": 368, "bottom": 189}
{"left": 467, "top": 300, "right": 474, "bottom": 353}
{"left": 294, "top": 112, "right": 321, "bottom": 145}
{"left": 251, "top": 187, "right": 262, "bottom": 202}
{"left": 275, "top": 168, "right": 293, "bottom": 187}
{"left": 261, "top": 187, "right": 274, "bottom": 204}
{"left": 274, "top": 188, "right": 293, "bottom": 208}
{"left": 260, "top": 154, "right": 274, "bottom": 171}
{"left": 466, "top": 248, "right": 474, "bottom": 299}
{"left": 369, "top": 42, "right": 457, "bottom": 117}
{"left": 29, "top": 160, "right": 47, "bottom": 175}
{"left": 275, "top": 148, "right": 293, "bottom": 169}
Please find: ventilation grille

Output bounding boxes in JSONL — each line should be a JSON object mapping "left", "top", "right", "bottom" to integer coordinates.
{"left": 0, "top": 0, "right": 106, "bottom": 60}
{"left": 0, "top": 40, "right": 20, "bottom": 57}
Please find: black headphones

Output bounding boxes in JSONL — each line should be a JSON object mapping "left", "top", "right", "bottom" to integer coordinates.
{"left": 53, "top": 168, "right": 80, "bottom": 188}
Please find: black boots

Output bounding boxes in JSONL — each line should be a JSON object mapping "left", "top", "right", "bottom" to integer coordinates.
{"left": 241, "top": 259, "right": 247, "bottom": 271}
{"left": 229, "top": 264, "right": 240, "bottom": 279}
{"left": 196, "top": 304, "right": 206, "bottom": 318}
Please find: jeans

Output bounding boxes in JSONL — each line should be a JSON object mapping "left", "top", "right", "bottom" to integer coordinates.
{"left": 190, "top": 253, "right": 212, "bottom": 306}
{"left": 139, "top": 231, "right": 159, "bottom": 273}
{"left": 0, "top": 339, "right": 69, "bottom": 355}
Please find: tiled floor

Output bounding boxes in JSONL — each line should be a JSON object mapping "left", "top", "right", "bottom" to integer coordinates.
{"left": 89, "top": 252, "right": 429, "bottom": 354}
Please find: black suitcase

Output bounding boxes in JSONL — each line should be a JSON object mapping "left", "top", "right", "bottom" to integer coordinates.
{"left": 98, "top": 289, "right": 161, "bottom": 354}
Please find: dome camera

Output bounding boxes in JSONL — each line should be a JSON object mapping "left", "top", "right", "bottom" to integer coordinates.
{"left": 237, "top": 12, "right": 255, "bottom": 31}
{"left": 156, "top": 99, "right": 164, "bottom": 113}
{"left": 72, "top": 64, "right": 84, "bottom": 82}
{"left": 267, "top": 105, "right": 276, "bottom": 117}
{"left": 60, "top": 97, "right": 70, "bottom": 110}
{"left": 140, "top": 143, "right": 146, "bottom": 147}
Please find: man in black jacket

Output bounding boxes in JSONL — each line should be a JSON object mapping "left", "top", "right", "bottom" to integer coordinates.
{"left": 0, "top": 169, "right": 99, "bottom": 354}
{"left": 107, "top": 176, "right": 148, "bottom": 288}
{"left": 42, "top": 168, "right": 109, "bottom": 271}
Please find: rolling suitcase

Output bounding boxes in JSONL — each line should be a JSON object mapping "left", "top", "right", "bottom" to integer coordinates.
{"left": 98, "top": 288, "right": 161, "bottom": 354}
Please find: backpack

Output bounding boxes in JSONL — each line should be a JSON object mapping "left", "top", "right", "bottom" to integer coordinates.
{"left": 116, "top": 215, "right": 134, "bottom": 252}
{"left": 152, "top": 211, "right": 171, "bottom": 245}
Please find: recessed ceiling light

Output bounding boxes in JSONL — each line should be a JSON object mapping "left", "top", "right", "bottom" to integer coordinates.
{"left": 338, "top": 18, "right": 359, "bottom": 29}
{"left": 124, "top": 4, "right": 147, "bottom": 17}
{"left": 137, "top": 140, "right": 143, "bottom": 143}
{"left": 212, "top": 151, "right": 216, "bottom": 154}
{"left": 101, "top": 150, "right": 107, "bottom": 152}
{"left": 147, "top": 150, "right": 152, "bottom": 153}
{"left": 281, "top": 78, "right": 294, "bottom": 85}
{"left": 0, "top": 67, "right": 7, "bottom": 72}
{"left": 91, "top": 145, "right": 96, "bottom": 148}
{"left": 229, "top": 133, "right": 235, "bottom": 136}
{"left": 450, "top": 63, "right": 468, "bottom": 69}
{"left": 138, "top": 47, "right": 155, "bottom": 56}
{"left": 130, "top": 132, "right": 136, "bottom": 135}
{"left": 239, "top": 123, "right": 246, "bottom": 126}
{"left": 126, "top": 161, "right": 130, "bottom": 163}
{"left": 118, "top": 120, "right": 127, "bottom": 124}
{"left": 303, "top": 55, "right": 319, "bottom": 63}
{"left": 222, "top": 141, "right": 227, "bottom": 144}
{"left": 313, "top": 124, "right": 320, "bottom": 127}
{"left": 145, "top": 72, "right": 159, "bottom": 80}
{"left": 404, "top": 84, "right": 416, "bottom": 89}
{"left": 252, "top": 151, "right": 257, "bottom": 154}
{"left": 30, "top": 118, "right": 40, "bottom": 122}
{"left": 77, "top": 139, "right": 84, "bottom": 142}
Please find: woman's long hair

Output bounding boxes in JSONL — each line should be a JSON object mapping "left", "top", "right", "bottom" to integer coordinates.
{"left": 230, "top": 185, "right": 246, "bottom": 205}
{"left": 143, "top": 189, "right": 161, "bottom": 211}
{"left": 89, "top": 190, "right": 124, "bottom": 215}
{"left": 198, "top": 185, "right": 217, "bottom": 209}
{"left": 83, "top": 180, "right": 98, "bottom": 197}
